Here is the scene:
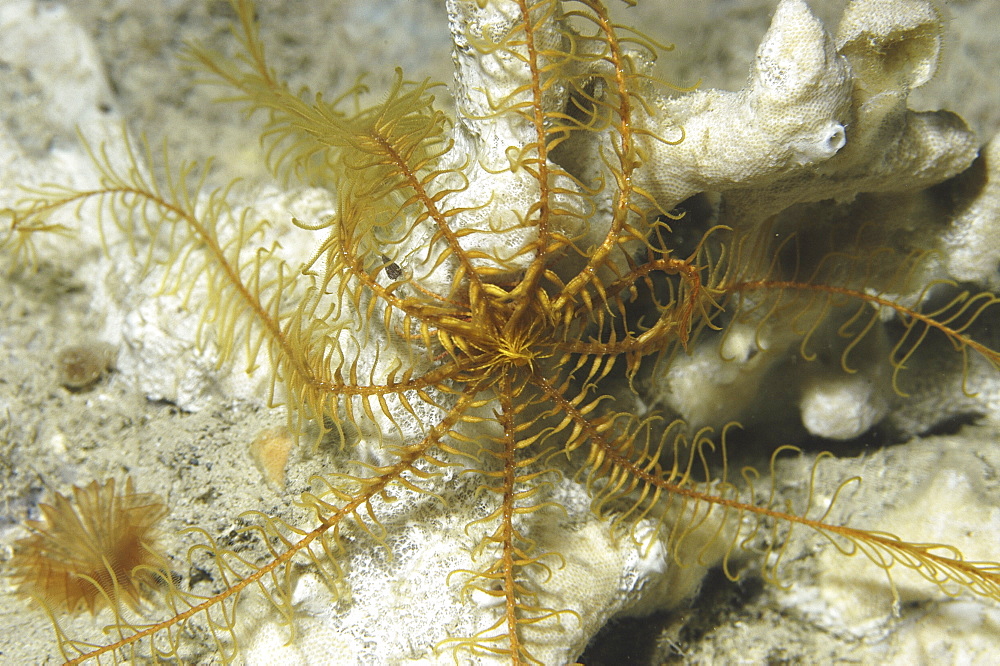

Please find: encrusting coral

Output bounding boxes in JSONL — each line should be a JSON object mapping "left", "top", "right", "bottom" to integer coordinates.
{"left": 2, "top": 0, "right": 1000, "bottom": 664}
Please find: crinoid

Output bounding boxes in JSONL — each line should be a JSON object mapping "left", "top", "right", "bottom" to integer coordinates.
{"left": 4, "top": 0, "right": 1000, "bottom": 663}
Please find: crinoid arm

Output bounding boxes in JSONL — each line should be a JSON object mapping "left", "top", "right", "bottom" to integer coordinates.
{"left": 0, "top": 203, "right": 73, "bottom": 271}
{"left": 719, "top": 238, "right": 1000, "bottom": 396}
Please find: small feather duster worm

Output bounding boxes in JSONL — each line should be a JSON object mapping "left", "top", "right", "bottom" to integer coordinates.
{"left": 10, "top": 478, "right": 170, "bottom": 614}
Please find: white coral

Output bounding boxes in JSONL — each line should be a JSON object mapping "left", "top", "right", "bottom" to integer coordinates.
{"left": 633, "top": 0, "right": 854, "bottom": 207}
{"left": 646, "top": 0, "right": 985, "bottom": 441}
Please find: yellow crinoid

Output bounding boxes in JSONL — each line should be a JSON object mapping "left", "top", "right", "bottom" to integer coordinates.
{"left": 4, "top": 0, "right": 1000, "bottom": 663}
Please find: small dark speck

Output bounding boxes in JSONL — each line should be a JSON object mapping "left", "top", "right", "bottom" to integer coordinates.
{"left": 188, "top": 565, "right": 213, "bottom": 587}
{"left": 381, "top": 254, "right": 403, "bottom": 280}
{"left": 196, "top": 487, "right": 221, "bottom": 503}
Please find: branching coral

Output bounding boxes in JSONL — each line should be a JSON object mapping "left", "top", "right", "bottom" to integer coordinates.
{"left": 1, "top": 0, "right": 1000, "bottom": 664}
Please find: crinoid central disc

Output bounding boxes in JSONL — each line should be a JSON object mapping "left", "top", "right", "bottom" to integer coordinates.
{"left": 447, "top": 282, "right": 551, "bottom": 374}
{"left": 496, "top": 335, "right": 535, "bottom": 368}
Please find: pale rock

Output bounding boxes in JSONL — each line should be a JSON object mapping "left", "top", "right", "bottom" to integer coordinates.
{"left": 776, "top": 431, "right": 1000, "bottom": 660}
{"left": 798, "top": 366, "right": 890, "bottom": 440}
{"left": 647, "top": 0, "right": 983, "bottom": 441}
{"left": 944, "top": 134, "right": 1000, "bottom": 290}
